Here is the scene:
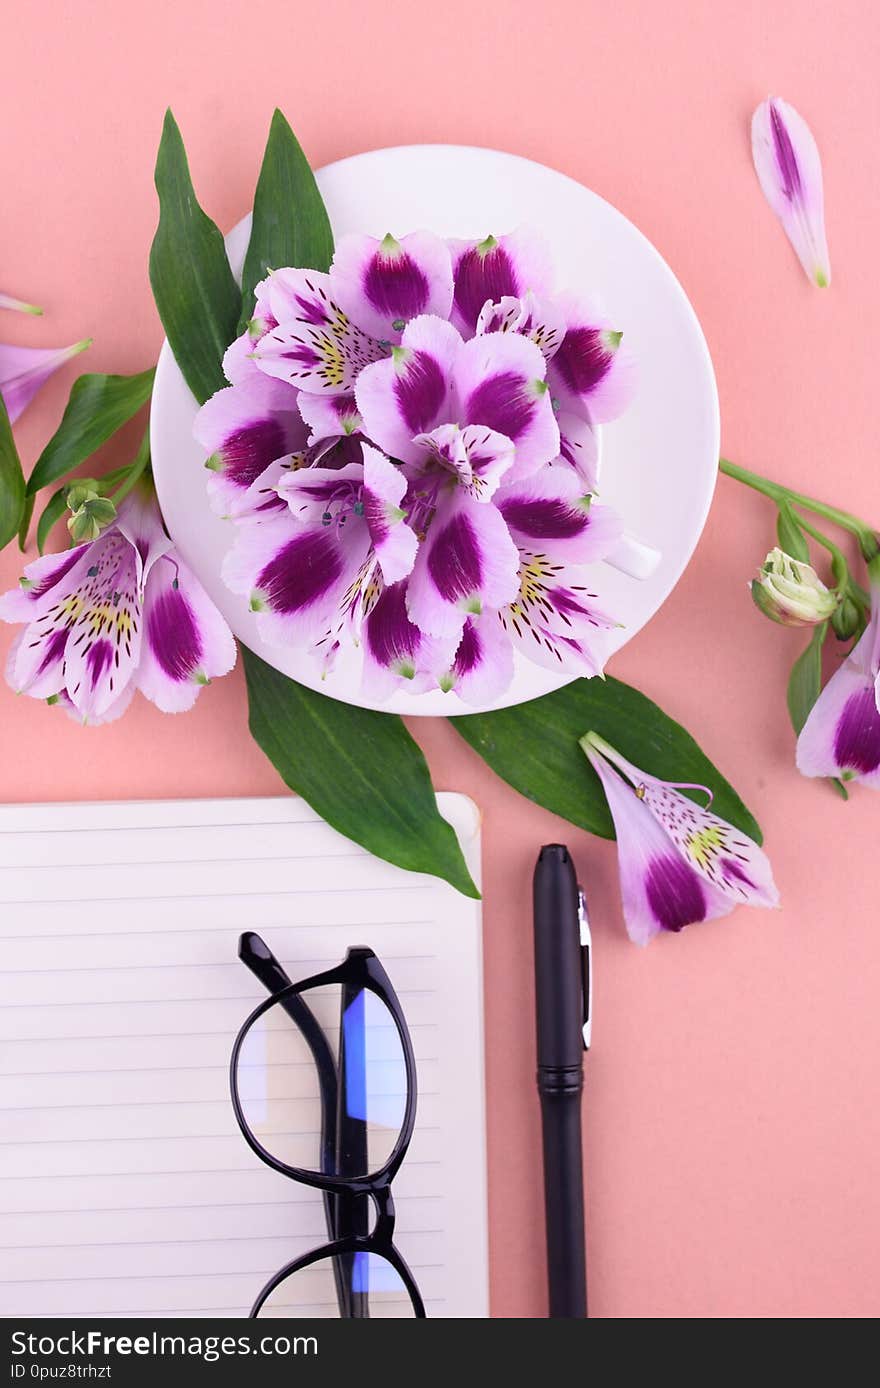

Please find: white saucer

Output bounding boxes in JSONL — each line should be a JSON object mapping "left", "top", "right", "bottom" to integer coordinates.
{"left": 151, "top": 144, "right": 719, "bottom": 716}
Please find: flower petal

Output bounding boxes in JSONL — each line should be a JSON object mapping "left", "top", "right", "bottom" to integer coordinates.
{"left": 440, "top": 611, "right": 515, "bottom": 705}
{"left": 355, "top": 315, "right": 461, "bottom": 464}
{"left": 0, "top": 339, "right": 90, "bottom": 424}
{"left": 61, "top": 530, "right": 143, "bottom": 721}
{"left": 547, "top": 295, "right": 636, "bottom": 423}
{"left": 797, "top": 661, "right": 880, "bottom": 787}
{"left": 114, "top": 487, "right": 173, "bottom": 591}
{"left": 454, "top": 330, "right": 559, "bottom": 479}
{"left": 361, "top": 579, "right": 455, "bottom": 698}
{"left": 194, "top": 375, "right": 308, "bottom": 515}
{"left": 331, "top": 232, "right": 454, "bottom": 342}
{"left": 500, "top": 553, "right": 617, "bottom": 678}
{"left": 361, "top": 445, "right": 418, "bottom": 584}
{"left": 584, "top": 747, "right": 735, "bottom": 945}
{"left": 227, "top": 456, "right": 302, "bottom": 523}
{"left": 406, "top": 489, "right": 520, "bottom": 638}
{"left": 253, "top": 270, "right": 386, "bottom": 395}
{"left": 5, "top": 627, "right": 68, "bottom": 699}
{"left": 751, "top": 97, "right": 831, "bottom": 288}
{"left": 496, "top": 468, "right": 623, "bottom": 562}
{"left": 0, "top": 544, "right": 91, "bottom": 623}
{"left": 297, "top": 392, "right": 363, "bottom": 449}
{"left": 222, "top": 512, "right": 370, "bottom": 649}
{"left": 137, "top": 554, "right": 237, "bottom": 713}
{"left": 449, "top": 230, "right": 553, "bottom": 336}
{"left": 554, "top": 409, "right": 600, "bottom": 492}
{"left": 0, "top": 292, "right": 42, "bottom": 315}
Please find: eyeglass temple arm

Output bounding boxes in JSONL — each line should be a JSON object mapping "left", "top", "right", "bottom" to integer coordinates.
{"left": 238, "top": 932, "right": 355, "bottom": 1317}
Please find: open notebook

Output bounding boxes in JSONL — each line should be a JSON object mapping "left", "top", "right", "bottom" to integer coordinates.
{"left": 0, "top": 794, "right": 488, "bottom": 1318}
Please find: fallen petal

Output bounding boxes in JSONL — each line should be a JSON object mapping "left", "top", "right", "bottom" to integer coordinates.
{"left": 0, "top": 338, "right": 91, "bottom": 424}
{"left": 751, "top": 96, "right": 831, "bottom": 287}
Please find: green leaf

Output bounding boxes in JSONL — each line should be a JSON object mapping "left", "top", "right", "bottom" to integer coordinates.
{"left": 776, "top": 502, "right": 811, "bottom": 563}
{"left": 17, "top": 492, "right": 35, "bottom": 550}
{"left": 27, "top": 369, "right": 155, "bottom": 496}
{"left": 787, "top": 621, "right": 827, "bottom": 735}
{"left": 36, "top": 487, "right": 69, "bottom": 554}
{"left": 149, "top": 109, "right": 241, "bottom": 405}
{"left": 238, "top": 109, "right": 334, "bottom": 333}
{"left": 242, "top": 646, "right": 479, "bottom": 898}
{"left": 455, "top": 676, "right": 762, "bottom": 843}
{"left": 0, "top": 395, "right": 26, "bottom": 550}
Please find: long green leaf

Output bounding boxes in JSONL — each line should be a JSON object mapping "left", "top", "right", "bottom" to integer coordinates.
{"left": 27, "top": 369, "right": 155, "bottom": 496}
{"left": 149, "top": 109, "right": 241, "bottom": 405}
{"left": 455, "top": 676, "right": 762, "bottom": 843}
{"left": 243, "top": 646, "right": 479, "bottom": 898}
{"left": 238, "top": 110, "right": 334, "bottom": 332}
{"left": 0, "top": 395, "right": 26, "bottom": 550}
{"left": 787, "top": 622, "right": 827, "bottom": 735}
{"left": 776, "top": 502, "right": 810, "bottom": 563}
{"left": 17, "top": 492, "right": 35, "bottom": 550}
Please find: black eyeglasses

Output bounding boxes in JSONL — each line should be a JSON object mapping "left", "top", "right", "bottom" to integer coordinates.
{"left": 230, "top": 932, "right": 425, "bottom": 1318}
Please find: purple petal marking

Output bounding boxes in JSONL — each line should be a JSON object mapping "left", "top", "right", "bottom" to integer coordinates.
{"left": 85, "top": 640, "right": 113, "bottom": 690}
{"left": 365, "top": 253, "right": 429, "bottom": 321}
{"left": 257, "top": 531, "right": 343, "bottom": 616}
{"left": 146, "top": 586, "right": 203, "bottom": 682}
{"left": 770, "top": 100, "right": 802, "bottom": 199}
{"left": 220, "top": 419, "right": 289, "bottom": 491}
{"left": 365, "top": 583, "right": 421, "bottom": 671}
{"left": 833, "top": 685, "right": 880, "bottom": 775}
{"left": 719, "top": 859, "right": 757, "bottom": 891}
{"left": 453, "top": 619, "right": 482, "bottom": 676}
{"left": 363, "top": 492, "right": 390, "bottom": 544}
{"left": 394, "top": 351, "right": 446, "bottom": 433}
{"left": 645, "top": 855, "right": 707, "bottom": 932}
{"left": 454, "top": 243, "right": 518, "bottom": 331}
{"left": 498, "top": 495, "right": 587, "bottom": 540}
{"left": 37, "top": 627, "right": 69, "bottom": 675}
{"left": 427, "top": 513, "right": 482, "bottom": 602}
{"left": 553, "top": 328, "right": 612, "bottom": 396}
{"left": 29, "top": 549, "right": 86, "bottom": 601}
{"left": 465, "top": 371, "right": 534, "bottom": 440}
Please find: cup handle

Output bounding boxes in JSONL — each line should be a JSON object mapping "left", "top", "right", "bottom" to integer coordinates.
{"left": 604, "top": 532, "right": 662, "bottom": 581}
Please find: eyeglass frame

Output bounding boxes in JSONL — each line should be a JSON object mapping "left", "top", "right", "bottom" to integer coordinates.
{"left": 229, "top": 933, "right": 426, "bottom": 1318}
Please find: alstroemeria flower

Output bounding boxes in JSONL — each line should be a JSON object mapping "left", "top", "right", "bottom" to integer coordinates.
{"left": 751, "top": 96, "right": 831, "bottom": 288}
{"left": 0, "top": 337, "right": 90, "bottom": 424}
{"left": 581, "top": 733, "right": 780, "bottom": 945}
{"left": 194, "top": 224, "right": 650, "bottom": 703}
{"left": 448, "top": 230, "right": 553, "bottom": 336}
{"left": 0, "top": 293, "right": 41, "bottom": 315}
{"left": 0, "top": 483, "right": 236, "bottom": 721}
{"left": 796, "top": 580, "right": 880, "bottom": 787}
{"left": 331, "top": 232, "right": 455, "bottom": 343}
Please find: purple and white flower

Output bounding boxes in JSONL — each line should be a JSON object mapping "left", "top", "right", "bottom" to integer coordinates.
{"left": 0, "top": 483, "right": 236, "bottom": 721}
{"left": 752, "top": 96, "right": 831, "bottom": 288}
{"left": 796, "top": 577, "right": 880, "bottom": 787}
{"left": 194, "top": 225, "right": 648, "bottom": 703}
{"left": 582, "top": 732, "right": 779, "bottom": 945}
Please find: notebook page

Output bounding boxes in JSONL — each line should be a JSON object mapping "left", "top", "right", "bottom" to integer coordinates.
{"left": 0, "top": 794, "right": 488, "bottom": 1318}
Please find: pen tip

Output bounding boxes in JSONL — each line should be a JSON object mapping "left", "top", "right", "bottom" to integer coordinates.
{"left": 538, "top": 842, "right": 569, "bottom": 863}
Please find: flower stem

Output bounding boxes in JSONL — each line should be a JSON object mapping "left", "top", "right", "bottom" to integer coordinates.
{"left": 719, "top": 457, "right": 879, "bottom": 562}
{"left": 109, "top": 430, "right": 151, "bottom": 507}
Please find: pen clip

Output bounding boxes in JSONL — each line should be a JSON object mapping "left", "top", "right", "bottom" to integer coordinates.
{"left": 578, "top": 888, "right": 592, "bottom": 1050}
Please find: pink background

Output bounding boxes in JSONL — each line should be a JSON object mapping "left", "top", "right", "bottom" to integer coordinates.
{"left": 2, "top": 0, "right": 879, "bottom": 1318}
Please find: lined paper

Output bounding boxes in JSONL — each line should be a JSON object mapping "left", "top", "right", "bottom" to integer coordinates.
{"left": 0, "top": 795, "right": 488, "bottom": 1318}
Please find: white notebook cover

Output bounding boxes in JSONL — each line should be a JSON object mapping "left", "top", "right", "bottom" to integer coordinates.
{"left": 0, "top": 793, "right": 488, "bottom": 1318}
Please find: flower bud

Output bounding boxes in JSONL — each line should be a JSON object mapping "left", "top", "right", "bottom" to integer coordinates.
{"left": 67, "top": 489, "right": 117, "bottom": 544}
{"left": 831, "top": 593, "right": 862, "bottom": 641}
{"left": 751, "top": 547, "right": 838, "bottom": 627}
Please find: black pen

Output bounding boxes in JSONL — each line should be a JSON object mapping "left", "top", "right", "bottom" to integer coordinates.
{"left": 533, "top": 843, "right": 591, "bottom": 1319}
